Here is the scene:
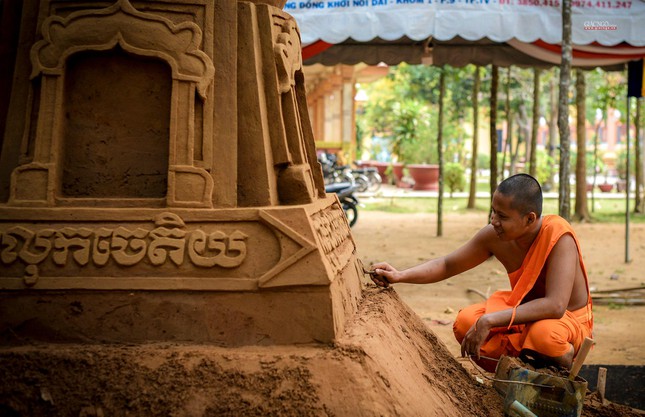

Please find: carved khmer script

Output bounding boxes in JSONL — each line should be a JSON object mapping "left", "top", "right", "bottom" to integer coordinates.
{"left": 0, "top": 213, "right": 248, "bottom": 270}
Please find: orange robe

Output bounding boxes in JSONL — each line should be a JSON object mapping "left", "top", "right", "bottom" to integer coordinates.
{"left": 453, "top": 215, "right": 593, "bottom": 371}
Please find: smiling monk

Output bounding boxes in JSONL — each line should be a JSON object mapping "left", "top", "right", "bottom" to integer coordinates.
{"left": 370, "top": 173, "right": 593, "bottom": 372}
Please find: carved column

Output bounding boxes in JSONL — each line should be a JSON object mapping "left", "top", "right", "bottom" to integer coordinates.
{"left": 0, "top": 0, "right": 362, "bottom": 347}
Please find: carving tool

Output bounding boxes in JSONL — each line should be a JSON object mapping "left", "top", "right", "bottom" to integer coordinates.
{"left": 358, "top": 261, "right": 390, "bottom": 288}
{"left": 569, "top": 337, "right": 595, "bottom": 381}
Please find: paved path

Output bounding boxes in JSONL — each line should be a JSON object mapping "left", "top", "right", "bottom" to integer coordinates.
{"left": 358, "top": 184, "right": 633, "bottom": 200}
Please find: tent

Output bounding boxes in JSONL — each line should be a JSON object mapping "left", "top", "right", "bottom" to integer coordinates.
{"left": 290, "top": 1, "right": 645, "bottom": 259}
{"left": 289, "top": 2, "right": 645, "bottom": 67}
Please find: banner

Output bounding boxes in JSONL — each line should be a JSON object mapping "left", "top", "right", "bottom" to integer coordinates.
{"left": 627, "top": 59, "right": 644, "bottom": 98}
{"left": 287, "top": 0, "right": 645, "bottom": 47}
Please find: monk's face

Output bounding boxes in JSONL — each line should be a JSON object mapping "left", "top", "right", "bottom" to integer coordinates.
{"left": 490, "top": 191, "right": 534, "bottom": 241}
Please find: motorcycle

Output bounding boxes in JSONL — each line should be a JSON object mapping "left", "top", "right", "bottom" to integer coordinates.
{"left": 325, "top": 182, "right": 359, "bottom": 227}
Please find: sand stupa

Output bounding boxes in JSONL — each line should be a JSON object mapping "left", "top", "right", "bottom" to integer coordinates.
{"left": 0, "top": 1, "right": 508, "bottom": 415}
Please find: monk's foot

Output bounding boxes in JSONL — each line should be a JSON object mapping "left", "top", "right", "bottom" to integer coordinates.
{"left": 520, "top": 346, "right": 574, "bottom": 370}
{"left": 552, "top": 344, "right": 575, "bottom": 370}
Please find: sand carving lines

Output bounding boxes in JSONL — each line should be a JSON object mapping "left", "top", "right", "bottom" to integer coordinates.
{"left": 0, "top": 210, "right": 330, "bottom": 291}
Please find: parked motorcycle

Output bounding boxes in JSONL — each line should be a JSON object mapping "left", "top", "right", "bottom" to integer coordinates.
{"left": 351, "top": 165, "right": 382, "bottom": 192}
{"left": 325, "top": 182, "right": 359, "bottom": 227}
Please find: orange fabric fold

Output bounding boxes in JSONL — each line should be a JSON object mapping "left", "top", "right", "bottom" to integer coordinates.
{"left": 453, "top": 215, "right": 594, "bottom": 369}
{"left": 484, "top": 215, "right": 593, "bottom": 331}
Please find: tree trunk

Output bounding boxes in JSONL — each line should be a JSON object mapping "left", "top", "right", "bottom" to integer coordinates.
{"left": 502, "top": 67, "right": 513, "bottom": 179}
{"left": 468, "top": 66, "right": 480, "bottom": 209}
{"left": 529, "top": 68, "right": 540, "bottom": 177}
{"left": 437, "top": 68, "right": 446, "bottom": 237}
{"left": 635, "top": 97, "right": 643, "bottom": 213}
{"left": 558, "top": 0, "right": 572, "bottom": 221}
{"left": 512, "top": 103, "right": 529, "bottom": 173}
{"left": 573, "top": 69, "right": 590, "bottom": 222}
{"left": 489, "top": 65, "right": 499, "bottom": 221}
{"left": 546, "top": 72, "right": 558, "bottom": 191}
{"left": 592, "top": 120, "right": 600, "bottom": 212}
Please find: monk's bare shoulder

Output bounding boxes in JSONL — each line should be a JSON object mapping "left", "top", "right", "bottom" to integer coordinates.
{"left": 470, "top": 224, "right": 499, "bottom": 253}
{"left": 473, "top": 224, "right": 498, "bottom": 243}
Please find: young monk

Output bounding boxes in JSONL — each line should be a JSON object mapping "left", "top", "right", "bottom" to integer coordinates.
{"left": 370, "top": 173, "right": 593, "bottom": 372}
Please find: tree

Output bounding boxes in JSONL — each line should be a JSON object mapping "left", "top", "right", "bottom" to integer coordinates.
{"left": 545, "top": 70, "right": 558, "bottom": 191}
{"left": 437, "top": 68, "right": 446, "bottom": 237}
{"left": 529, "top": 68, "right": 541, "bottom": 177}
{"left": 467, "top": 66, "right": 481, "bottom": 209}
{"left": 501, "top": 67, "right": 513, "bottom": 179}
{"left": 585, "top": 68, "right": 626, "bottom": 211}
{"left": 573, "top": 69, "right": 590, "bottom": 222}
{"left": 635, "top": 98, "right": 643, "bottom": 213}
{"left": 489, "top": 65, "right": 499, "bottom": 210}
{"left": 558, "top": 0, "right": 573, "bottom": 221}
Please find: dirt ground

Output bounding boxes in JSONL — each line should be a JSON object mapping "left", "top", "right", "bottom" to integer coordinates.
{"left": 352, "top": 209, "right": 645, "bottom": 366}
{"left": 2, "top": 287, "right": 641, "bottom": 417}
{"left": 1, "top": 210, "right": 643, "bottom": 416}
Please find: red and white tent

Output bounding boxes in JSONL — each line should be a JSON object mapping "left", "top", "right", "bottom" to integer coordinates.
{"left": 288, "top": 1, "right": 645, "bottom": 67}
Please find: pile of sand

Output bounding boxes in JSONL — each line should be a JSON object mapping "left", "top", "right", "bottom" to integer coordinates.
{"left": 0, "top": 287, "right": 641, "bottom": 416}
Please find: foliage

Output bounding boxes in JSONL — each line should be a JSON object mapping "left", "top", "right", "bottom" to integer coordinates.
{"left": 477, "top": 153, "right": 490, "bottom": 172}
{"left": 616, "top": 148, "right": 634, "bottom": 180}
{"left": 357, "top": 64, "right": 484, "bottom": 165}
{"left": 356, "top": 64, "right": 638, "bottom": 199}
{"left": 392, "top": 100, "right": 437, "bottom": 164}
{"left": 570, "top": 150, "right": 605, "bottom": 177}
{"left": 444, "top": 162, "right": 466, "bottom": 197}
{"left": 585, "top": 69, "right": 627, "bottom": 123}
{"left": 444, "top": 138, "right": 466, "bottom": 164}
{"left": 534, "top": 149, "right": 557, "bottom": 186}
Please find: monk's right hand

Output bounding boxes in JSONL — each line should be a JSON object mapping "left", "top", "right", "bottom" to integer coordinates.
{"left": 370, "top": 262, "right": 400, "bottom": 288}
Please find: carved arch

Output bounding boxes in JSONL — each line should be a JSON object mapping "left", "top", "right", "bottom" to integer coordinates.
{"left": 30, "top": 0, "right": 214, "bottom": 97}
{"left": 10, "top": 0, "right": 215, "bottom": 208}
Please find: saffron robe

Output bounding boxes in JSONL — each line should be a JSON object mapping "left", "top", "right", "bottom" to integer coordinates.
{"left": 453, "top": 215, "right": 593, "bottom": 371}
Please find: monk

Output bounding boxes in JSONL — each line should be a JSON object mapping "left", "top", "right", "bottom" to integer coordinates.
{"left": 370, "top": 173, "right": 593, "bottom": 372}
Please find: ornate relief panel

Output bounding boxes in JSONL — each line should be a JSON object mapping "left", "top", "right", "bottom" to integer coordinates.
{"left": 0, "top": 203, "right": 331, "bottom": 290}
{"left": 9, "top": 0, "right": 216, "bottom": 208}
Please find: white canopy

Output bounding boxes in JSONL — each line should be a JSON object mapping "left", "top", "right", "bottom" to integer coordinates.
{"left": 287, "top": 1, "right": 645, "bottom": 47}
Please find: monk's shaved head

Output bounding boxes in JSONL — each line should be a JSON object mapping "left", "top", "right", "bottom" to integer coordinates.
{"left": 496, "top": 174, "right": 543, "bottom": 218}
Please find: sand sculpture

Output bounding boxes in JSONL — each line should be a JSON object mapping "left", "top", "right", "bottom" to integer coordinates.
{"left": 0, "top": 0, "right": 363, "bottom": 346}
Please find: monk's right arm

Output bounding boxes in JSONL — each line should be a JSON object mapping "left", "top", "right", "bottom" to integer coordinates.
{"left": 372, "top": 257, "right": 450, "bottom": 285}
{"left": 371, "top": 227, "right": 493, "bottom": 286}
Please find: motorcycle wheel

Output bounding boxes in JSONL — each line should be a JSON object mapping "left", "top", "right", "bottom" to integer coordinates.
{"left": 367, "top": 172, "right": 382, "bottom": 192}
{"left": 353, "top": 174, "right": 369, "bottom": 193}
{"left": 342, "top": 201, "right": 358, "bottom": 227}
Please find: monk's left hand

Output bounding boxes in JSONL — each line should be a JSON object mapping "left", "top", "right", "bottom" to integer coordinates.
{"left": 460, "top": 316, "right": 491, "bottom": 360}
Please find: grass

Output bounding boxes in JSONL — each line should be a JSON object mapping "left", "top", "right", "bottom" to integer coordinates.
{"left": 361, "top": 196, "right": 645, "bottom": 224}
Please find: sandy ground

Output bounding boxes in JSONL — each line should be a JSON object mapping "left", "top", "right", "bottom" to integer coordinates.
{"left": 1, "top": 207, "right": 643, "bottom": 416}
{"left": 1, "top": 287, "right": 640, "bottom": 417}
{"left": 352, "top": 209, "right": 645, "bottom": 366}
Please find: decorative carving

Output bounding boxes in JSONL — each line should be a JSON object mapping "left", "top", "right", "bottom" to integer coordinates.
{"left": 312, "top": 204, "right": 354, "bottom": 276}
{"left": 30, "top": 0, "right": 215, "bottom": 98}
{"left": 0, "top": 213, "right": 248, "bottom": 270}
{"left": 257, "top": 210, "right": 317, "bottom": 287}
{"left": 273, "top": 18, "right": 301, "bottom": 94}
{"left": 10, "top": 0, "right": 219, "bottom": 208}
{"left": 168, "top": 165, "right": 214, "bottom": 208}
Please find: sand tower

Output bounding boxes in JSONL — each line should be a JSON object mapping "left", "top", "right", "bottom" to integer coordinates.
{"left": 0, "top": 0, "right": 363, "bottom": 346}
